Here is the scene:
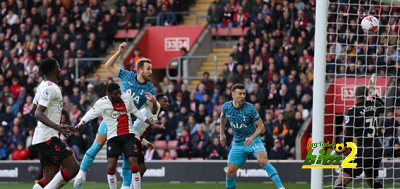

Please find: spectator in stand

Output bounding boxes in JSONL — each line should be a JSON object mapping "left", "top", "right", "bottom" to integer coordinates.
{"left": 6, "top": 125, "right": 24, "bottom": 154}
{"left": 176, "top": 128, "right": 191, "bottom": 157}
{"left": 93, "top": 74, "right": 106, "bottom": 97}
{"left": 11, "top": 141, "right": 29, "bottom": 160}
{"left": 191, "top": 125, "right": 210, "bottom": 158}
{"left": 194, "top": 104, "right": 208, "bottom": 124}
{"left": 85, "top": 83, "right": 98, "bottom": 106}
{"left": 233, "top": 6, "right": 248, "bottom": 27}
{"left": 67, "top": 129, "right": 86, "bottom": 160}
{"left": 219, "top": 4, "right": 233, "bottom": 29}
{"left": 195, "top": 83, "right": 206, "bottom": 103}
{"left": 162, "top": 149, "right": 174, "bottom": 160}
{"left": 158, "top": 4, "right": 176, "bottom": 26}
{"left": 208, "top": 3, "right": 222, "bottom": 28}
{"left": 272, "top": 113, "right": 289, "bottom": 138}
{"left": 206, "top": 137, "right": 226, "bottom": 159}
{"left": 1, "top": 106, "right": 14, "bottom": 127}
{"left": 202, "top": 71, "right": 214, "bottom": 95}
{"left": 269, "top": 139, "right": 288, "bottom": 160}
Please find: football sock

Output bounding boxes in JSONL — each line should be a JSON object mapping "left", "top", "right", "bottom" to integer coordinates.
{"left": 226, "top": 177, "right": 236, "bottom": 189}
{"left": 80, "top": 142, "right": 102, "bottom": 171}
{"left": 44, "top": 172, "right": 66, "bottom": 189}
{"left": 131, "top": 165, "right": 141, "bottom": 189}
{"left": 122, "top": 156, "right": 132, "bottom": 187}
{"left": 264, "top": 163, "right": 283, "bottom": 188}
{"left": 107, "top": 169, "right": 117, "bottom": 189}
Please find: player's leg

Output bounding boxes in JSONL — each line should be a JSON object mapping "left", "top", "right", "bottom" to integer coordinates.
{"left": 334, "top": 172, "right": 352, "bottom": 188}
{"left": 226, "top": 163, "right": 240, "bottom": 189}
{"left": 74, "top": 121, "right": 108, "bottom": 188}
{"left": 33, "top": 160, "right": 59, "bottom": 189}
{"left": 123, "top": 135, "right": 141, "bottom": 189}
{"left": 106, "top": 137, "right": 123, "bottom": 189}
{"left": 138, "top": 162, "right": 147, "bottom": 177}
{"left": 226, "top": 143, "right": 246, "bottom": 189}
{"left": 335, "top": 155, "right": 363, "bottom": 188}
{"left": 122, "top": 138, "right": 144, "bottom": 188}
{"left": 251, "top": 138, "right": 284, "bottom": 189}
{"left": 44, "top": 138, "right": 79, "bottom": 189}
{"left": 364, "top": 158, "right": 383, "bottom": 188}
{"left": 107, "top": 157, "right": 119, "bottom": 189}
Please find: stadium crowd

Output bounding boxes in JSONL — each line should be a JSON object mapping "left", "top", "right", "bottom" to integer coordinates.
{"left": 0, "top": 0, "right": 398, "bottom": 162}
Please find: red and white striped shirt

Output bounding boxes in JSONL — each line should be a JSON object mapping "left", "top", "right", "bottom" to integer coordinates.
{"left": 81, "top": 90, "right": 147, "bottom": 139}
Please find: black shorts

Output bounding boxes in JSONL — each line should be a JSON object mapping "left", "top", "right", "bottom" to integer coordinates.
{"left": 135, "top": 139, "right": 144, "bottom": 164}
{"left": 35, "top": 137, "right": 73, "bottom": 167}
{"left": 107, "top": 134, "right": 139, "bottom": 158}
{"left": 343, "top": 156, "right": 382, "bottom": 178}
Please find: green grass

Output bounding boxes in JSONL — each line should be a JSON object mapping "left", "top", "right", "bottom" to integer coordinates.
{"left": 0, "top": 182, "right": 399, "bottom": 189}
{"left": 0, "top": 182, "right": 308, "bottom": 189}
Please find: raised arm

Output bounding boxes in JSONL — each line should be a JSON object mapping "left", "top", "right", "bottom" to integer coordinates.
{"left": 104, "top": 42, "right": 126, "bottom": 76}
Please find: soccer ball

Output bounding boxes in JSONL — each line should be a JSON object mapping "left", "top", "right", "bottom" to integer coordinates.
{"left": 361, "top": 16, "right": 379, "bottom": 34}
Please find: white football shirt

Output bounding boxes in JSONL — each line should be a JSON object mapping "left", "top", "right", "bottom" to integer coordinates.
{"left": 32, "top": 81, "right": 63, "bottom": 145}
{"left": 132, "top": 102, "right": 161, "bottom": 144}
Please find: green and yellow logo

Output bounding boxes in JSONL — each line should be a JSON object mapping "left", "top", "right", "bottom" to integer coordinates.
{"left": 301, "top": 141, "right": 357, "bottom": 169}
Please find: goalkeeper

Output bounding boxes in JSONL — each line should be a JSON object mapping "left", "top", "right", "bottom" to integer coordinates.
{"left": 335, "top": 74, "right": 385, "bottom": 189}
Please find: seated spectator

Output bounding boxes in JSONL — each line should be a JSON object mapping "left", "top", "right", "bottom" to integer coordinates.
{"left": 202, "top": 93, "right": 214, "bottom": 116}
{"left": 157, "top": 4, "right": 176, "bottom": 26}
{"left": 11, "top": 141, "right": 29, "bottom": 160}
{"left": 67, "top": 129, "right": 85, "bottom": 160}
{"left": 219, "top": 4, "right": 233, "bottom": 29}
{"left": 176, "top": 128, "right": 191, "bottom": 157}
{"left": 1, "top": 106, "right": 14, "bottom": 127}
{"left": 233, "top": 6, "right": 248, "bottom": 27}
{"left": 0, "top": 141, "right": 6, "bottom": 160}
{"left": 7, "top": 125, "right": 24, "bottom": 154}
{"left": 206, "top": 137, "right": 226, "bottom": 159}
{"left": 194, "top": 104, "right": 208, "bottom": 124}
{"left": 268, "top": 139, "right": 287, "bottom": 160}
{"left": 272, "top": 113, "right": 288, "bottom": 138}
{"left": 191, "top": 125, "right": 210, "bottom": 158}
{"left": 208, "top": 3, "right": 222, "bottom": 28}
{"left": 144, "top": 144, "right": 161, "bottom": 160}
{"left": 162, "top": 149, "right": 174, "bottom": 160}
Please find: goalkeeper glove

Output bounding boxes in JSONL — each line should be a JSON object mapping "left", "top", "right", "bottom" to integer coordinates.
{"left": 368, "top": 73, "right": 377, "bottom": 96}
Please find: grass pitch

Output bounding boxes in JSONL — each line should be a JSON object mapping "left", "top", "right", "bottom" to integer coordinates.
{"left": 1, "top": 182, "right": 400, "bottom": 188}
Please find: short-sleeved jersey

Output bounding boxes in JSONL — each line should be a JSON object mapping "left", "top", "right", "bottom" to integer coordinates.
{"left": 32, "top": 81, "right": 63, "bottom": 145}
{"left": 344, "top": 95, "right": 385, "bottom": 156}
{"left": 222, "top": 101, "right": 261, "bottom": 142}
{"left": 118, "top": 69, "right": 156, "bottom": 117}
{"left": 81, "top": 90, "right": 147, "bottom": 140}
{"left": 132, "top": 102, "right": 161, "bottom": 141}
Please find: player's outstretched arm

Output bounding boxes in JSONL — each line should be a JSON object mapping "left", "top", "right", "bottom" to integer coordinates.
{"left": 245, "top": 119, "right": 265, "bottom": 146}
{"left": 219, "top": 112, "right": 227, "bottom": 147}
{"left": 104, "top": 42, "right": 127, "bottom": 76}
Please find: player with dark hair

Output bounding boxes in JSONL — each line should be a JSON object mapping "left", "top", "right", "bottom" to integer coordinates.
{"left": 75, "top": 83, "right": 160, "bottom": 189}
{"left": 74, "top": 43, "right": 158, "bottom": 189}
{"left": 335, "top": 74, "right": 385, "bottom": 189}
{"left": 31, "top": 58, "right": 79, "bottom": 189}
{"left": 220, "top": 83, "right": 285, "bottom": 189}
{"left": 131, "top": 93, "right": 170, "bottom": 178}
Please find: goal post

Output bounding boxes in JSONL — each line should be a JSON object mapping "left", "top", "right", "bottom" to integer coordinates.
{"left": 313, "top": 0, "right": 400, "bottom": 188}
{"left": 312, "top": 0, "right": 329, "bottom": 188}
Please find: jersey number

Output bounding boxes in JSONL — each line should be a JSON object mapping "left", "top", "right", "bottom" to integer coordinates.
{"left": 366, "top": 118, "right": 377, "bottom": 137}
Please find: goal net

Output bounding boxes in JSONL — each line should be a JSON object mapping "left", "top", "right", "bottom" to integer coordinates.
{"left": 321, "top": 0, "right": 400, "bottom": 188}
